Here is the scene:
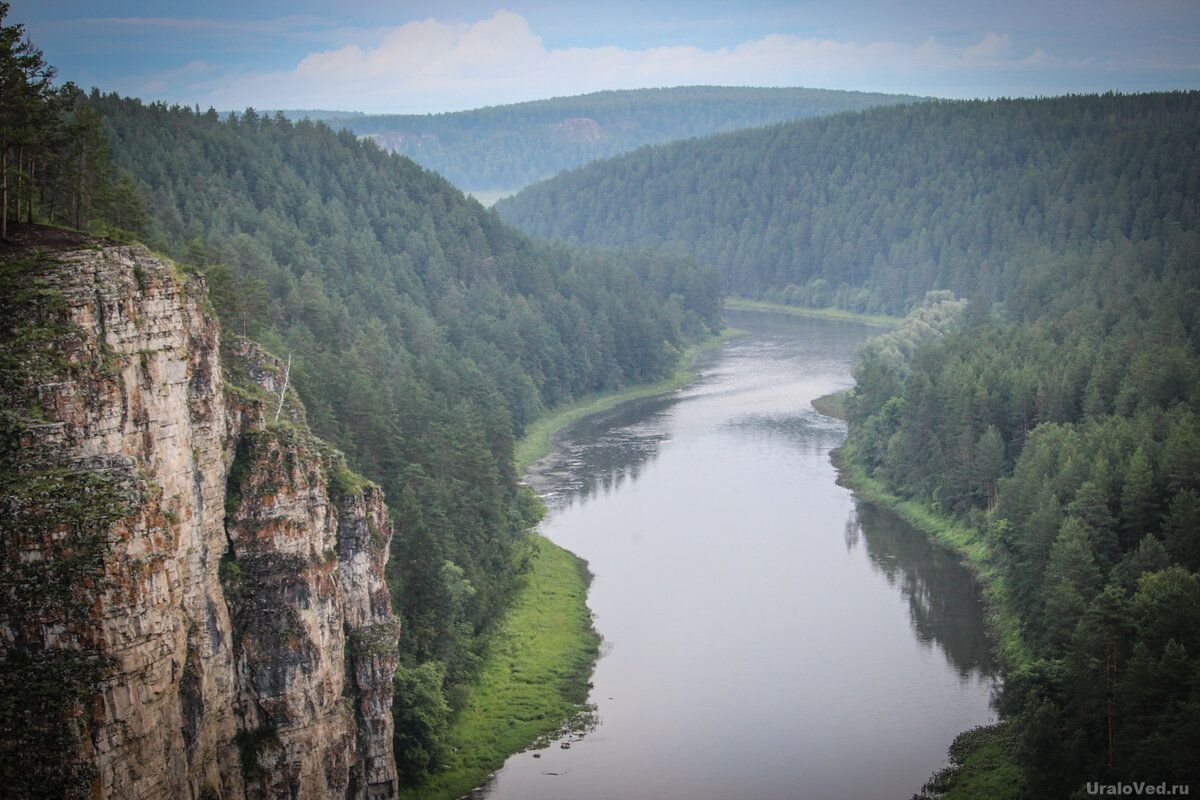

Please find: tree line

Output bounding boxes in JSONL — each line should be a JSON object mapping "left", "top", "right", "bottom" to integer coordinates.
{"left": 324, "top": 85, "right": 920, "bottom": 192}
{"left": 0, "top": 3, "right": 141, "bottom": 240}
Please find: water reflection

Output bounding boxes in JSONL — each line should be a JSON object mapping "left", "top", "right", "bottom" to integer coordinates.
{"left": 485, "top": 311, "right": 997, "bottom": 800}
{"left": 848, "top": 502, "right": 998, "bottom": 681}
{"left": 526, "top": 394, "right": 678, "bottom": 511}
{"left": 722, "top": 408, "right": 846, "bottom": 453}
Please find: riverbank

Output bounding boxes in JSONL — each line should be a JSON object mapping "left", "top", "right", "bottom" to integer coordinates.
{"left": 398, "top": 535, "right": 599, "bottom": 800}
{"left": 812, "top": 336, "right": 1028, "bottom": 799}
{"left": 725, "top": 297, "right": 901, "bottom": 327}
{"left": 416, "top": 327, "right": 743, "bottom": 799}
{"left": 514, "top": 326, "right": 746, "bottom": 474}
{"left": 811, "top": 389, "right": 849, "bottom": 420}
{"left": 828, "top": 439, "right": 1025, "bottom": 799}
{"left": 829, "top": 441, "right": 1028, "bottom": 667}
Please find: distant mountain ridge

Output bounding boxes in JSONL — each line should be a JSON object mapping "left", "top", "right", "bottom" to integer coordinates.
{"left": 312, "top": 85, "right": 924, "bottom": 193}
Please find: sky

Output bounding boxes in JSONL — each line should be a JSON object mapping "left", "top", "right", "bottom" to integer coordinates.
{"left": 8, "top": 1, "right": 1200, "bottom": 114}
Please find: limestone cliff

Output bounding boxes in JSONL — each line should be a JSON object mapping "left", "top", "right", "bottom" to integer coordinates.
{"left": 0, "top": 238, "right": 399, "bottom": 799}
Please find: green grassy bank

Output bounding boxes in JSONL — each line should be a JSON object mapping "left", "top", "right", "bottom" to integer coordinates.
{"left": 913, "top": 723, "right": 1021, "bottom": 800}
{"left": 725, "top": 297, "right": 901, "bottom": 327}
{"left": 398, "top": 535, "right": 599, "bottom": 800}
{"left": 515, "top": 327, "right": 745, "bottom": 474}
{"left": 810, "top": 389, "right": 849, "bottom": 421}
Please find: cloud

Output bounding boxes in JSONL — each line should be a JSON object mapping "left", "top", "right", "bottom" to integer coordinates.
{"left": 139, "top": 60, "right": 217, "bottom": 94}
{"left": 171, "top": 11, "right": 1072, "bottom": 112}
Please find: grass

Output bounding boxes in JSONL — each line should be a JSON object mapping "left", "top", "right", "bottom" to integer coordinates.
{"left": 514, "top": 327, "right": 746, "bottom": 474}
{"left": 725, "top": 296, "right": 901, "bottom": 327}
{"left": 915, "top": 723, "right": 1021, "bottom": 800}
{"left": 831, "top": 442, "right": 1030, "bottom": 669}
{"left": 398, "top": 535, "right": 599, "bottom": 800}
{"left": 811, "top": 389, "right": 849, "bottom": 421}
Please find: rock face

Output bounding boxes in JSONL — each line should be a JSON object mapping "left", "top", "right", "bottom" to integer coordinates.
{"left": 0, "top": 243, "right": 398, "bottom": 799}
{"left": 555, "top": 117, "right": 603, "bottom": 142}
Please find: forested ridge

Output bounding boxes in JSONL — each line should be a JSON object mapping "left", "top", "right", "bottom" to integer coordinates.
{"left": 847, "top": 280, "right": 1200, "bottom": 796}
{"left": 82, "top": 94, "right": 720, "bottom": 784}
{"left": 322, "top": 85, "right": 920, "bottom": 192}
{"left": 497, "top": 92, "right": 1200, "bottom": 316}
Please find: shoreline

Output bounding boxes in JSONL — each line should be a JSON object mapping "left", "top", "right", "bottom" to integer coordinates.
{"left": 514, "top": 326, "right": 746, "bottom": 474}
{"left": 826, "top": 440, "right": 1028, "bottom": 668}
{"left": 419, "top": 326, "right": 743, "bottom": 800}
{"left": 397, "top": 535, "right": 600, "bottom": 800}
{"left": 812, "top": 394, "right": 1024, "bottom": 799}
{"left": 725, "top": 296, "right": 902, "bottom": 327}
{"left": 809, "top": 389, "right": 1027, "bottom": 668}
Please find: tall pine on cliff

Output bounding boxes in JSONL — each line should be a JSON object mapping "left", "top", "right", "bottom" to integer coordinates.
{"left": 89, "top": 93, "right": 722, "bottom": 784}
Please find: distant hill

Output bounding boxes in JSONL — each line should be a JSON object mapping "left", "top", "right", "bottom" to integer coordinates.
{"left": 496, "top": 92, "right": 1200, "bottom": 314}
{"left": 316, "top": 86, "right": 923, "bottom": 193}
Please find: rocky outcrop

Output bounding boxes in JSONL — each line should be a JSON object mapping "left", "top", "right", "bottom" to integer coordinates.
{"left": 0, "top": 242, "right": 399, "bottom": 799}
{"left": 555, "top": 117, "right": 603, "bottom": 142}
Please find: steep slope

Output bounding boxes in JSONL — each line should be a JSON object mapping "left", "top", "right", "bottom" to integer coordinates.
{"left": 324, "top": 85, "right": 922, "bottom": 192}
{"left": 497, "top": 92, "right": 1200, "bottom": 314}
{"left": 0, "top": 235, "right": 398, "bottom": 799}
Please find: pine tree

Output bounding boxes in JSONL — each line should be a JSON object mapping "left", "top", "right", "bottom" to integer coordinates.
{"left": 0, "top": 2, "right": 55, "bottom": 239}
{"left": 1120, "top": 448, "right": 1158, "bottom": 551}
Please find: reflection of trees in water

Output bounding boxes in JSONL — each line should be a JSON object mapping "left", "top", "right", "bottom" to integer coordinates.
{"left": 848, "top": 501, "right": 999, "bottom": 683}
{"left": 528, "top": 395, "right": 677, "bottom": 511}
{"left": 722, "top": 409, "right": 846, "bottom": 453}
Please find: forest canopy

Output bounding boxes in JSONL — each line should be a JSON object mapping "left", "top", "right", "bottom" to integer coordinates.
{"left": 497, "top": 92, "right": 1200, "bottom": 316}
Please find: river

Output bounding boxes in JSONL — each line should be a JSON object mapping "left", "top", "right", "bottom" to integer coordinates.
{"left": 482, "top": 309, "right": 999, "bottom": 800}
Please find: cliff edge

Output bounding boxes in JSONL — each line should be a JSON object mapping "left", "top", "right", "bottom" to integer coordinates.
{"left": 0, "top": 237, "right": 399, "bottom": 799}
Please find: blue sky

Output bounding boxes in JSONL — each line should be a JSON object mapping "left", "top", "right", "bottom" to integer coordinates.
{"left": 9, "top": 1, "right": 1200, "bottom": 113}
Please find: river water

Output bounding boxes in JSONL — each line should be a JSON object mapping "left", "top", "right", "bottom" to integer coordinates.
{"left": 482, "top": 309, "right": 999, "bottom": 800}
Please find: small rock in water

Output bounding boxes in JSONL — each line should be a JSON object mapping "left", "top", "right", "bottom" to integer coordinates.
{"left": 532, "top": 753, "right": 541, "bottom": 758}
{"left": 560, "top": 742, "right": 571, "bottom": 749}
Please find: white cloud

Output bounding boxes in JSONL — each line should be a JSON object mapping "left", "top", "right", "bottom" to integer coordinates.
{"left": 190, "top": 10, "right": 1059, "bottom": 112}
